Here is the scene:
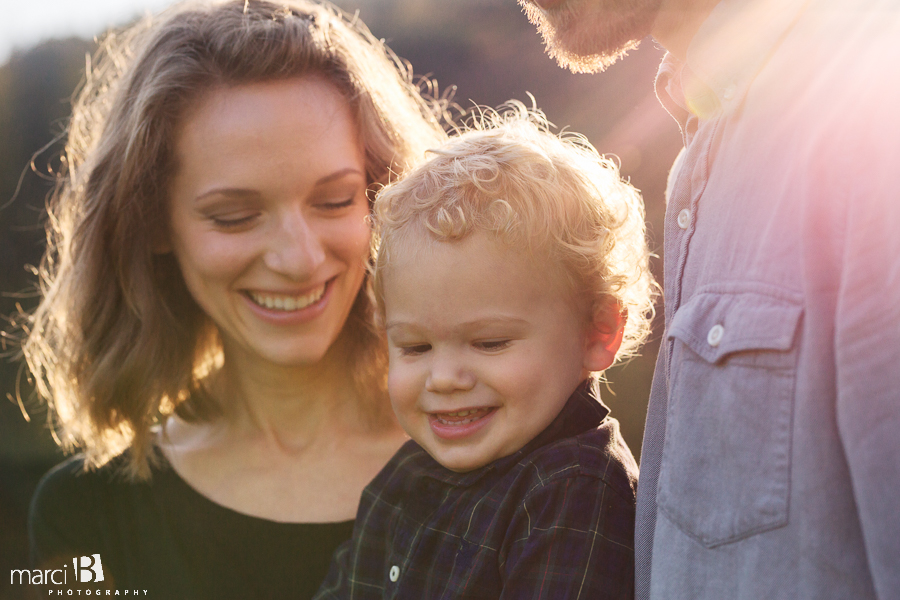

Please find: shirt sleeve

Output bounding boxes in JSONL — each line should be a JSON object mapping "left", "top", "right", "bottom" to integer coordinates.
{"left": 833, "top": 132, "right": 900, "bottom": 598}
{"left": 500, "top": 472, "right": 635, "bottom": 600}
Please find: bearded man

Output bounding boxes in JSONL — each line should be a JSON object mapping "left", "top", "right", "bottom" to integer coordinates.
{"left": 519, "top": 1, "right": 900, "bottom": 599}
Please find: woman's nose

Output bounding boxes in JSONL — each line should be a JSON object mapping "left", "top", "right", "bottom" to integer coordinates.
{"left": 425, "top": 351, "right": 476, "bottom": 394}
{"left": 262, "top": 209, "right": 326, "bottom": 280}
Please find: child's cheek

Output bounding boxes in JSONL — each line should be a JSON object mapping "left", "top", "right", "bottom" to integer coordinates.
{"left": 387, "top": 362, "right": 418, "bottom": 415}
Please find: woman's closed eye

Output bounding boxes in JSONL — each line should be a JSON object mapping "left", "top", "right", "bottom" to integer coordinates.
{"left": 210, "top": 212, "right": 260, "bottom": 230}
{"left": 318, "top": 197, "right": 356, "bottom": 211}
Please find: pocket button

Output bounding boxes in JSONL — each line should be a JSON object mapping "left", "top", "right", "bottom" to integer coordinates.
{"left": 707, "top": 324, "right": 725, "bottom": 347}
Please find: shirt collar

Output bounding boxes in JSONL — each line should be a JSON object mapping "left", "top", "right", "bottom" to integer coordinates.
{"left": 656, "top": 0, "right": 811, "bottom": 124}
{"left": 405, "top": 380, "right": 611, "bottom": 489}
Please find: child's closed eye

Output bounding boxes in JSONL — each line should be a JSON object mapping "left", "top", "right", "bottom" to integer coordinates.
{"left": 397, "top": 343, "right": 432, "bottom": 357}
{"left": 473, "top": 339, "right": 512, "bottom": 352}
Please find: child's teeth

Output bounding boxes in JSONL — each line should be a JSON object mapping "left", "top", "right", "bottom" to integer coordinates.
{"left": 438, "top": 411, "right": 483, "bottom": 425}
{"left": 435, "top": 408, "right": 492, "bottom": 425}
{"left": 446, "top": 409, "right": 475, "bottom": 417}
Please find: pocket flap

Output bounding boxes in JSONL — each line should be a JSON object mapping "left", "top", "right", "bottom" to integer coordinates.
{"left": 668, "top": 287, "right": 803, "bottom": 364}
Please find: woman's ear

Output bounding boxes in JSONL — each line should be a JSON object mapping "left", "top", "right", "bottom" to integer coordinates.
{"left": 583, "top": 304, "right": 625, "bottom": 373}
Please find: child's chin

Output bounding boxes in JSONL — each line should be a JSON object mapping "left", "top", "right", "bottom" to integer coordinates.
{"left": 427, "top": 450, "right": 491, "bottom": 473}
{"left": 429, "top": 446, "right": 519, "bottom": 473}
{"left": 442, "top": 460, "right": 487, "bottom": 474}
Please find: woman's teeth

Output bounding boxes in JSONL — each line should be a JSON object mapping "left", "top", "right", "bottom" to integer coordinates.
{"left": 248, "top": 285, "right": 326, "bottom": 311}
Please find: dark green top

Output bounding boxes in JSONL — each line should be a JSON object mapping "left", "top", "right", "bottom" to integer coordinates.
{"left": 29, "top": 453, "right": 354, "bottom": 599}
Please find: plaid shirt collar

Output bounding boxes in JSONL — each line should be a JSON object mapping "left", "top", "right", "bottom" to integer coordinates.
{"left": 400, "top": 380, "right": 610, "bottom": 489}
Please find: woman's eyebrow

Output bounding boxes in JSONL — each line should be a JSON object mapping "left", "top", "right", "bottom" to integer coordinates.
{"left": 194, "top": 188, "right": 258, "bottom": 202}
{"left": 315, "top": 167, "right": 365, "bottom": 186}
{"left": 193, "top": 168, "right": 365, "bottom": 203}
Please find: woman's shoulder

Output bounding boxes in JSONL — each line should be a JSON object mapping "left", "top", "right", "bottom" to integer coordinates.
{"left": 30, "top": 456, "right": 99, "bottom": 566}
{"left": 29, "top": 453, "right": 153, "bottom": 566}
{"left": 33, "top": 453, "right": 137, "bottom": 506}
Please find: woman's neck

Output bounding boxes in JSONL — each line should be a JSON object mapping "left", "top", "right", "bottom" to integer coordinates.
{"left": 158, "top": 331, "right": 405, "bottom": 523}
{"left": 211, "top": 335, "right": 386, "bottom": 452}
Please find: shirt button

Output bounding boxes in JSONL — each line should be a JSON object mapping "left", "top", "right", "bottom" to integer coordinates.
{"left": 707, "top": 324, "right": 725, "bottom": 347}
{"left": 723, "top": 83, "right": 737, "bottom": 100}
{"left": 389, "top": 565, "right": 400, "bottom": 582}
{"left": 677, "top": 208, "right": 691, "bottom": 229}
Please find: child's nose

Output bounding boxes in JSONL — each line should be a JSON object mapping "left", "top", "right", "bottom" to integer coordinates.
{"left": 425, "top": 351, "right": 476, "bottom": 394}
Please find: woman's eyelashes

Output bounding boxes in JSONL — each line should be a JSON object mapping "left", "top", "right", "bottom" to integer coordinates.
{"left": 318, "top": 197, "right": 356, "bottom": 211}
{"left": 206, "top": 197, "right": 355, "bottom": 230}
{"left": 210, "top": 212, "right": 260, "bottom": 230}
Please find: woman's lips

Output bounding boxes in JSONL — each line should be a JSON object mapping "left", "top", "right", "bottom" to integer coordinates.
{"left": 241, "top": 278, "right": 333, "bottom": 323}
{"left": 428, "top": 407, "right": 497, "bottom": 440}
{"left": 246, "top": 282, "right": 327, "bottom": 311}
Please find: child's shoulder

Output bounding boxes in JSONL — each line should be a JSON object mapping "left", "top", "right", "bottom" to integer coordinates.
{"left": 517, "top": 415, "right": 639, "bottom": 506}
{"left": 486, "top": 416, "right": 636, "bottom": 598}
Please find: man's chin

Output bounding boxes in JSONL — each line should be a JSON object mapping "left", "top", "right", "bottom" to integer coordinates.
{"left": 519, "top": 0, "right": 653, "bottom": 74}
{"left": 546, "top": 36, "right": 641, "bottom": 74}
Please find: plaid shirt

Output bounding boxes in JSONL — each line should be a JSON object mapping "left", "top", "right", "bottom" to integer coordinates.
{"left": 314, "top": 382, "right": 638, "bottom": 599}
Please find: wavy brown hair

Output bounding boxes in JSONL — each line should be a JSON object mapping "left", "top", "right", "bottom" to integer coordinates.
{"left": 19, "top": 0, "right": 448, "bottom": 478}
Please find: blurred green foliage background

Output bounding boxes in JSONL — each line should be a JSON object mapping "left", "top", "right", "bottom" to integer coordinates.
{"left": 0, "top": 0, "right": 681, "bottom": 594}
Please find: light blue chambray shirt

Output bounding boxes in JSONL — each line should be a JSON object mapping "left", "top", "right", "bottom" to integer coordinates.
{"left": 635, "top": 0, "right": 900, "bottom": 598}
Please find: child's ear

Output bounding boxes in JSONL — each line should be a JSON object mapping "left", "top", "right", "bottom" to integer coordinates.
{"left": 583, "top": 304, "right": 625, "bottom": 373}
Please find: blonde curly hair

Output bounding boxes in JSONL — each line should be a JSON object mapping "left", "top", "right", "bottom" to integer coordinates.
{"left": 372, "top": 105, "right": 656, "bottom": 367}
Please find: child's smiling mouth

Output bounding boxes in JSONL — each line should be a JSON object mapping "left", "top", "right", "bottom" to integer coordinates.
{"left": 427, "top": 407, "right": 498, "bottom": 441}
{"left": 431, "top": 407, "right": 496, "bottom": 426}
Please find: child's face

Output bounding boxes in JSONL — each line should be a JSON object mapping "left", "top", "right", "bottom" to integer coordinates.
{"left": 382, "top": 230, "right": 594, "bottom": 472}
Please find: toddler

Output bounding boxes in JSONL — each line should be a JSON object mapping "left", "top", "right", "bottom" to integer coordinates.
{"left": 315, "top": 107, "right": 655, "bottom": 599}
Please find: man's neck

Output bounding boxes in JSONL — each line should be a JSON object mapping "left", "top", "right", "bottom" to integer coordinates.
{"left": 651, "top": 0, "right": 721, "bottom": 60}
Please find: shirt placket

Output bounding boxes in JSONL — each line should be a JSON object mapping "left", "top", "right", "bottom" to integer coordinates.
{"left": 663, "top": 114, "right": 719, "bottom": 383}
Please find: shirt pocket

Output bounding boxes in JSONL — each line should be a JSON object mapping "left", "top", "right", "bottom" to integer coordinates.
{"left": 656, "top": 285, "right": 803, "bottom": 548}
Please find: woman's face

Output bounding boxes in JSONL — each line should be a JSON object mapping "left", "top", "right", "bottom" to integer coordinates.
{"left": 166, "top": 77, "right": 371, "bottom": 369}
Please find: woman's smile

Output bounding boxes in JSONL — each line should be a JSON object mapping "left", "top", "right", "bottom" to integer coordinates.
{"left": 245, "top": 282, "right": 329, "bottom": 312}
{"left": 239, "top": 278, "right": 334, "bottom": 327}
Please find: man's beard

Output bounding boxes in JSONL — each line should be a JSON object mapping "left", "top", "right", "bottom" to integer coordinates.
{"left": 519, "top": 0, "right": 661, "bottom": 73}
